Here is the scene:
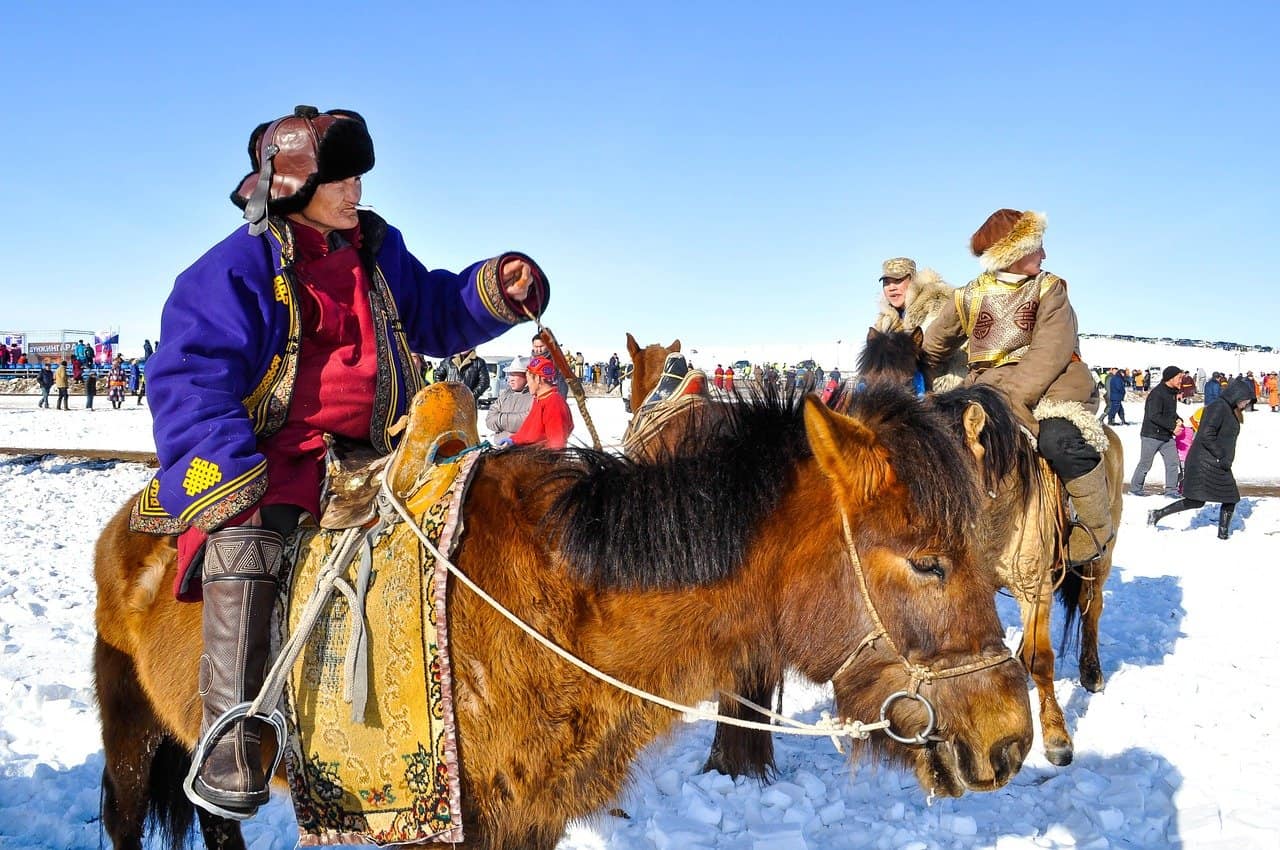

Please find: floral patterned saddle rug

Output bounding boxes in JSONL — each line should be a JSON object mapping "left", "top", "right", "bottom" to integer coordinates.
{"left": 274, "top": 435, "right": 480, "bottom": 845}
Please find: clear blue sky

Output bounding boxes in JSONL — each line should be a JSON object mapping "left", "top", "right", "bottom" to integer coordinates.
{"left": 4, "top": 2, "right": 1276, "bottom": 359}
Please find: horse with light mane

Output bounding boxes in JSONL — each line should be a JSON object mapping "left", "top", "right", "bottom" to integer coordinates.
{"left": 94, "top": 382, "right": 1033, "bottom": 850}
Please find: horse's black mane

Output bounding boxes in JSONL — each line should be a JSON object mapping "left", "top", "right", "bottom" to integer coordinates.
{"left": 928, "top": 384, "right": 1036, "bottom": 503}
{"left": 856, "top": 328, "right": 1036, "bottom": 504}
{"left": 857, "top": 328, "right": 920, "bottom": 380}
{"left": 543, "top": 382, "right": 980, "bottom": 591}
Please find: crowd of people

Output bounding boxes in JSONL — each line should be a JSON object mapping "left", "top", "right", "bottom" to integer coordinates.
{"left": 23, "top": 347, "right": 150, "bottom": 410}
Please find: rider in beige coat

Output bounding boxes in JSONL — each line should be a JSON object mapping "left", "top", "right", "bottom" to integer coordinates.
{"left": 922, "top": 209, "right": 1112, "bottom": 563}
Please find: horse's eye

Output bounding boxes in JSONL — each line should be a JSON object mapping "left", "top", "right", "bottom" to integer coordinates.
{"left": 910, "top": 557, "right": 946, "bottom": 581}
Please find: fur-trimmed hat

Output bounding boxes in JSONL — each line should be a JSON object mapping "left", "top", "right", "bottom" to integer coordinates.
{"left": 231, "top": 105, "right": 375, "bottom": 234}
{"left": 971, "top": 209, "right": 1047, "bottom": 272}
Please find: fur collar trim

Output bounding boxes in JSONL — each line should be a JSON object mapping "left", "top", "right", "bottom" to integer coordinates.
{"left": 875, "top": 268, "right": 953, "bottom": 331}
{"left": 1033, "top": 397, "right": 1110, "bottom": 454}
{"left": 979, "top": 211, "right": 1047, "bottom": 273}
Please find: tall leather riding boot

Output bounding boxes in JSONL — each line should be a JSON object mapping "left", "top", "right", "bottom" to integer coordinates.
{"left": 1217, "top": 504, "right": 1235, "bottom": 540}
{"left": 191, "top": 526, "right": 284, "bottom": 816}
{"left": 1065, "top": 461, "right": 1114, "bottom": 566}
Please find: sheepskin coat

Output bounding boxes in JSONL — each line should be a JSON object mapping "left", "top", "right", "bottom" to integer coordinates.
{"left": 872, "top": 269, "right": 967, "bottom": 390}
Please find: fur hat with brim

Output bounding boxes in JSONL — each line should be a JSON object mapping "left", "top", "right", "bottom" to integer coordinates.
{"left": 231, "top": 105, "right": 375, "bottom": 234}
{"left": 971, "top": 209, "right": 1047, "bottom": 272}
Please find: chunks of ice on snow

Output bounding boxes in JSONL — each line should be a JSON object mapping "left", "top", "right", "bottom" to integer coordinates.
{"left": 645, "top": 814, "right": 716, "bottom": 850}
{"left": 653, "top": 768, "right": 682, "bottom": 796}
{"left": 749, "top": 822, "right": 808, "bottom": 850}
{"left": 698, "top": 769, "right": 736, "bottom": 794}
{"left": 792, "top": 769, "right": 828, "bottom": 800}
{"left": 817, "top": 799, "right": 845, "bottom": 825}
{"left": 680, "top": 789, "right": 722, "bottom": 826}
{"left": 1102, "top": 775, "right": 1146, "bottom": 812}
{"left": 943, "top": 813, "right": 978, "bottom": 835}
{"left": 1071, "top": 767, "right": 1108, "bottom": 796}
{"left": 760, "top": 786, "right": 795, "bottom": 808}
{"left": 1093, "top": 807, "right": 1125, "bottom": 831}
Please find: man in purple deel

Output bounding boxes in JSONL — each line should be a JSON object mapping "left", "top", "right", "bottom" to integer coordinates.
{"left": 134, "top": 105, "right": 549, "bottom": 818}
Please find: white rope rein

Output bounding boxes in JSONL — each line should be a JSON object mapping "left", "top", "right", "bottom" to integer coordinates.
{"left": 379, "top": 472, "right": 890, "bottom": 748}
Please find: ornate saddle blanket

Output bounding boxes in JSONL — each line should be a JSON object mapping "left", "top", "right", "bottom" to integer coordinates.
{"left": 623, "top": 353, "right": 709, "bottom": 454}
{"left": 274, "top": 383, "right": 481, "bottom": 846}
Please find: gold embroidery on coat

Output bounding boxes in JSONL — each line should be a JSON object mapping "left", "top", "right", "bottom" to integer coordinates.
{"left": 182, "top": 457, "right": 223, "bottom": 496}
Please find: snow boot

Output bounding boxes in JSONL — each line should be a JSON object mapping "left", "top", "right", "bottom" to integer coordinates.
{"left": 1217, "top": 504, "right": 1234, "bottom": 540}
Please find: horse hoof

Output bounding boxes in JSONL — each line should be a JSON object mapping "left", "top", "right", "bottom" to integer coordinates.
{"left": 1080, "top": 670, "right": 1105, "bottom": 694}
{"left": 1045, "top": 744, "right": 1074, "bottom": 767}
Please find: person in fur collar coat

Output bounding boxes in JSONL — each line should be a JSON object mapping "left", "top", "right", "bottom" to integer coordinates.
{"left": 872, "top": 257, "right": 966, "bottom": 390}
{"left": 922, "top": 209, "right": 1112, "bottom": 565}
{"left": 873, "top": 257, "right": 952, "bottom": 334}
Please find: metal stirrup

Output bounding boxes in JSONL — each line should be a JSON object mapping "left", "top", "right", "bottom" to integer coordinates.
{"left": 182, "top": 702, "right": 289, "bottom": 821}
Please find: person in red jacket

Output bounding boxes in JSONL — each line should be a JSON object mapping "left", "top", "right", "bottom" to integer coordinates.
{"left": 508, "top": 355, "right": 574, "bottom": 449}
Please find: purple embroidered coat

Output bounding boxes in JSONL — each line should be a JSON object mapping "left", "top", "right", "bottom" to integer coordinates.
{"left": 132, "top": 212, "right": 546, "bottom": 534}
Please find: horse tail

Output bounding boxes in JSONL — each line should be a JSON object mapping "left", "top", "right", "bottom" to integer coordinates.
{"left": 1056, "top": 564, "right": 1084, "bottom": 656}
{"left": 152, "top": 738, "right": 199, "bottom": 848}
{"left": 95, "top": 635, "right": 197, "bottom": 850}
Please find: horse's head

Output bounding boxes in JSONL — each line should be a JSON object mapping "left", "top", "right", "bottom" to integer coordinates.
{"left": 794, "top": 386, "right": 1033, "bottom": 796}
{"left": 625, "top": 332, "right": 680, "bottom": 410}
{"left": 858, "top": 327, "right": 928, "bottom": 394}
{"left": 925, "top": 384, "right": 1041, "bottom": 571}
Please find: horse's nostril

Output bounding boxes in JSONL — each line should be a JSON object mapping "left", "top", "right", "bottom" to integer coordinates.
{"left": 990, "top": 734, "right": 1025, "bottom": 784}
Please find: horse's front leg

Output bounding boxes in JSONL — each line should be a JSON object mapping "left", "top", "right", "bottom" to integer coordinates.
{"left": 1016, "top": 586, "right": 1073, "bottom": 766}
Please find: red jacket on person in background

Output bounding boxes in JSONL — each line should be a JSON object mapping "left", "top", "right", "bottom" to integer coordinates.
{"left": 511, "top": 389, "right": 574, "bottom": 449}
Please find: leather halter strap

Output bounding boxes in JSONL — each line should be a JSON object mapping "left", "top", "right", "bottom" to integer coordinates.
{"left": 830, "top": 513, "right": 1015, "bottom": 697}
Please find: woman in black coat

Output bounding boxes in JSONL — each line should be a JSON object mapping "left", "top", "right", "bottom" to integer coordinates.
{"left": 1148, "top": 378, "right": 1256, "bottom": 539}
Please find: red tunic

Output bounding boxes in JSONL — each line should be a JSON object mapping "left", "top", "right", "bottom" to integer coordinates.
{"left": 175, "top": 222, "right": 378, "bottom": 597}
{"left": 511, "top": 389, "right": 574, "bottom": 449}
{"left": 257, "top": 222, "right": 378, "bottom": 519}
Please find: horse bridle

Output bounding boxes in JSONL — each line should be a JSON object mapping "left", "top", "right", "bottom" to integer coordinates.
{"left": 830, "top": 512, "right": 1016, "bottom": 745}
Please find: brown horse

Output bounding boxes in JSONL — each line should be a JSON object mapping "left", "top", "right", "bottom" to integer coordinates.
{"left": 94, "top": 383, "right": 1033, "bottom": 850}
{"left": 855, "top": 327, "right": 1125, "bottom": 766}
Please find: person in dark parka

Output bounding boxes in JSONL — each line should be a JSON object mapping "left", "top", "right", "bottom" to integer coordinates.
{"left": 1148, "top": 378, "right": 1256, "bottom": 539}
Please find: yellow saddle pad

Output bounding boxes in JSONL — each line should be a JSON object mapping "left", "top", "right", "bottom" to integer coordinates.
{"left": 277, "top": 442, "right": 479, "bottom": 845}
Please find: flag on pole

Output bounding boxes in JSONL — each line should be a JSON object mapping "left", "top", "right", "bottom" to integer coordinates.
{"left": 94, "top": 330, "right": 119, "bottom": 364}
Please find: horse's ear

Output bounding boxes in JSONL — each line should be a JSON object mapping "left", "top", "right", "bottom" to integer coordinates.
{"left": 803, "top": 396, "right": 895, "bottom": 508}
{"left": 962, "top": 401, "right": 987, "bottom": 467}
{"left": 910, "top": 326, "right": 924, "bottom": 349}
{"left": 626, "top": 332, "right": 640, "bottom": 357}
{"left": 866, "top": 326, "right": 880, "bottom": 343}
{"left": 670, "top": 339, "right": 681, "bottom": 352}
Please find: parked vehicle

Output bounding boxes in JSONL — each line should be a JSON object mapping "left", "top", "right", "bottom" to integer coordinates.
{"left": 477, "top": 355, "right": 517, "bottom": 409}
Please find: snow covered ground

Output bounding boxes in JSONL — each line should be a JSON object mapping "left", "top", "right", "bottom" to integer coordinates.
{"left": 2, "top": 359, "right": 1278, "bottom": 849}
